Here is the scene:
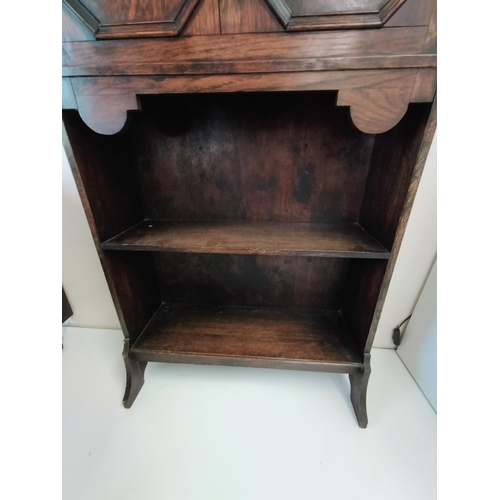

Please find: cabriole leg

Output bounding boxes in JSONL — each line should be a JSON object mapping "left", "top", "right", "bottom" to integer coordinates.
{"left": 122, "top": 340, "right": 147, "bottom": 408}
{"left": 349, "top": 353, "right": 371, "bottom": 428}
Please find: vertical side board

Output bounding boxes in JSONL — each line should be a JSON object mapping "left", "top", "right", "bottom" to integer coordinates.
{"left": 62, "top": 112, "right": 162, "bottom": 342}
{"left": 343, "top": 99, "right": 437, "bottom": 354}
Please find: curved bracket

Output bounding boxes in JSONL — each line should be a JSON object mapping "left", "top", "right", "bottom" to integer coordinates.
{"left": 122, "top": 339, "right": 147, "bottom": 408}
{"left": 75, "top": 95, "right": 140, "bottom": 135}
{"left": 338, "top": 85, "right": 413, "bottom": 134}
{"left": 349, "top": 353, "right": 371, "bottom": 428}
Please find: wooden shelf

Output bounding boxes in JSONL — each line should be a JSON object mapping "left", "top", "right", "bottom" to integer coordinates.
{"left": 131, "top": 304, "right": 362, "bottom": 373}
{"left": 102, "top": 220, "right": 390, "bottom": 259}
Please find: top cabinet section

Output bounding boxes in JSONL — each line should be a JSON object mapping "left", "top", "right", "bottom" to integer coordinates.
{"left": 63, "top": 0, "right": 435, "bottom": 40}
{"left": 63, "top": 0, "right": 203, "bottom": 38}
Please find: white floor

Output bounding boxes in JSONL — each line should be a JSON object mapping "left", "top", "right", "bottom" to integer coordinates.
{"left": 62, "top": 327, "right": 436, "bottom": 500}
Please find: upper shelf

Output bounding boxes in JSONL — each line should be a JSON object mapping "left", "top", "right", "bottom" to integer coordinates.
{"left": 102, "top": 220, "right": 390, "bottom": 259}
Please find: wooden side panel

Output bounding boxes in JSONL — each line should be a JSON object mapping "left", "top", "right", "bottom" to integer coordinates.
{"left": 220, "top": 0, "right": 283, "bottom": 34}
{"left": 154, "top": 253, "right": 349, "bottom": 311}
{"left": 359, "top": 103, "right": 431, "bottom": 250}
{"left": 132, "top": 93, "right": 374, "bottom": 223}
{"left": 362, "top": 99, "right": 437, "bottom": 353}
{"left": 63, "top": 112, "right": 162, "bottom": 342}
{"left": 102, "top": 251, "right": 162, "bottom": 342}
{"left": 62, "top": 111, "right": 144, "bottom": 242}
{"left": 183, "top": 0, "right": 220, "bottom": 35}
{"left": 342, "top": 260, "right": 387, "bottom": 356}
{"left": 343, "top": 101, "right": 435, "bottom": 355}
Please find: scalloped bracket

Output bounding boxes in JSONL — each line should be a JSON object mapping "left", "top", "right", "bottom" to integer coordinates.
{"left": 68, "top": 68, "right": 435, "bottom": 136}
{"left": 337, "top": 85, "right": 413, "bottom": 134}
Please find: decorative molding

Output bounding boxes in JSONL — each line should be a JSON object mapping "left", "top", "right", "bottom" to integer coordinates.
{"left": 63, "top": 0, "right": 201, "bottom": 39}
{"left": 337, "top": 73, "right": 417, "bottom": 134}
{"left": 338, "top": 87, "right": 411, "bottom": 134}
{"left": 265, "top": 0, "right": 407, "bottom": 31}
{"left": 68, "top": 67, "right": 436, "bottom": 136}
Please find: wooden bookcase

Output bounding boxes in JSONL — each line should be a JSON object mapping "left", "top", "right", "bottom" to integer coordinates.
{"left": 62, "top": 0, "right": 436, "bottom": 427}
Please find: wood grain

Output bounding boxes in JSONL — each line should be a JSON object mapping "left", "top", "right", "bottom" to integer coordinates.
{"left": 265, "top": 0, "right": 407, "bottom": 31}
{"left": 62, "top": 110, "right": 143, "bottom": 242}
{"left": 62, "top": 28, "right": 433, "bottom": 76}
{"left": 183, "top": 0, "right": 220, "bottom": 35}
{"left": 64, "top": 0, "right": 202, "bottom": 38}
{"left": 67, "top": 68, "right": 435, "bottom": 136}
{"left": 362, "top": 99, "right": 437, "bottom": 353}
{"left": 343, "top": 259, "right": 388, "bottom": 355}
{"left": 131, "top": 93, "right": 374, "bottom": 223}
{"left": 359, "top": 103, "right": 431, "bottom": 249}
{"left": 411, "top": 68, "right": 436, "bottom": 102}
{"left": 63, "top": 115, "right": 162, "bottom": 343}
{"left": 70, "top": 70, "right": 429, "bottom": 135}
{"left": 70, "top": 69, "right": 420, "bottom": 97}
{"left": 220, "top": 0, "right": 283, "bottom": 34}
{"left": 78, "top": 0, "right": 187, "bottom": 24}
{"left": 103, "top": 221, "right": 390, "bottom": 258}
{"left": 131, "top": 304, "right": 362, "bottom": 371}
{"left": 337, "top": 84, "right": 414, "bottom": 134}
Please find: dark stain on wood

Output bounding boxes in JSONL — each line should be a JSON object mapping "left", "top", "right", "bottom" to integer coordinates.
{"left": 293, "top": 165, "right": 315, "bottom": 203}
{"left": 131, "top": 93, "right": 375, "bottom": 224}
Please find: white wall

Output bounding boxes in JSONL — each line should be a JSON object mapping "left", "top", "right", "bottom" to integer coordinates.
{"left": 397, "top": 259, "right": 437, "bottom": 411}
{"left": 62, "top": 134, "right": 437, "bottom": 345}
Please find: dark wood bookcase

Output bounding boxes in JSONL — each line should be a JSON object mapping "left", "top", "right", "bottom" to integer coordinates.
{"left": 62, "top": 0, "right": 436, "bottom": 427}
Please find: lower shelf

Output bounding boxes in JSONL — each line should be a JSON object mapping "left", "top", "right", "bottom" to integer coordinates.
{"left": 131, "top": 304, "right": 362, "bottom": 373}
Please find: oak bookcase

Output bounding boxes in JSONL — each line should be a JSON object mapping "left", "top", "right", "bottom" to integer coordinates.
{"left": 62, "top": 0, "right": 436, "bottom": 427}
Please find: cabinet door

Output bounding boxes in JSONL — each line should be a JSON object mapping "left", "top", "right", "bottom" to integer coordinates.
{"left": 220, "top": 0, "right": 434, "bottom": 34}
{"left": 63, "top": 0, "right": 203, "bottom": 38}
{"left": 265, "top": 0, "right": 409, "bottom": 31}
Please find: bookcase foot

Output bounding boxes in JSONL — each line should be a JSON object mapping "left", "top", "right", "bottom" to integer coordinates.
{"left": 349, "top": 353, "right": 371, "bottom": 428}
{"left": 122, "top": 340, "right": 147, "bottom": 408}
